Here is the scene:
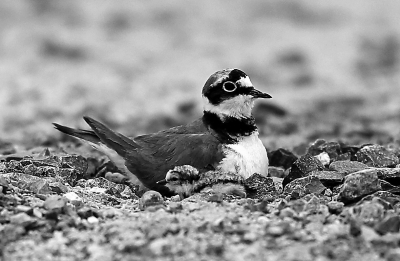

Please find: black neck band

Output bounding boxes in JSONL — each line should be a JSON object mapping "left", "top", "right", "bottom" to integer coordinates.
{"left": 202, "top": 111, "right": 257, "bottom": 143}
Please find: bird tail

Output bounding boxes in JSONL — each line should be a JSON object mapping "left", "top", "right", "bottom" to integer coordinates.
{"left": 53, "top": 122, "right": 101, "bottom": 145}
{"left": 82, "top": 116, "right": 139, "bottom": 157}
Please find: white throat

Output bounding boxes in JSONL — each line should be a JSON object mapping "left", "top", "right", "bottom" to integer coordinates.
{"left": 203, "top": 95, "right": 255, "bottom": 119}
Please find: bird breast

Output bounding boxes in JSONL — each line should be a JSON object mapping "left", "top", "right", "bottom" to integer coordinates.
{"left": 217, "top": 132, "right": 269, "bottom": 178}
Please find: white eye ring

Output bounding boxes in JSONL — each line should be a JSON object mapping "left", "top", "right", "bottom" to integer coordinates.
{"left": 222, "top": 81, "right": 237, "bottom": 92}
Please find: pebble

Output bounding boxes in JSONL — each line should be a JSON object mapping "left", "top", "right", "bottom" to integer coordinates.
{"left": 315, "top": 152, "right": 330, "bottom": 166}
{"left": 139, "top": 190, "right": 164, "bottom": 211}
{"left": 64, "top": 192, "right": 83, "bottom": 206}
{"left": 283, "top": 175, "right": 326, "bottom": 196}
{"left": 244, "top": 174, "right": 277, "bottom": 200}
{"left": 338, "top": 169, "right": 381, "bottom": 204}
{"left": 44, "top": 195, "right": 68, "bottom": 212}
{"left": 375, "top": 215, "right": 400, "bottom": 235}
{"left": 355, "top": 145, "right": 399, "bottom": 167}
{"left": 329, "top": 160, "right": 369, "bottom": 176}
{"left": 283, "top": 154, "right": 324, "bottom": 187}
{"left": 327, "top": 201, "right": 344, "bottom": 214}
{"left": 268, "top": 148, "right": 298, "bottom": 169}
{"left": 9, "top": 212, "right": 35, "bottom": 227}
{"left": 311, "top": 170, "right": 343, "bottom": 187}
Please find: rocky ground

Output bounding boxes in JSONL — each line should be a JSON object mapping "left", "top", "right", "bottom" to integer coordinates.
{"left": 1, "top": 1, "right": 400, "bottom": 260}
{"left": 2, "top": 138, "right": 400, "bottom": 261}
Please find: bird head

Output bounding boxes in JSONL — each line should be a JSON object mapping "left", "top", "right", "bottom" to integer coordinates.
{"left": 158, "top": 165, "right": 201, "bottom": 198}
{"left": 202, "top": 68, "right": 271, "bottom": 119}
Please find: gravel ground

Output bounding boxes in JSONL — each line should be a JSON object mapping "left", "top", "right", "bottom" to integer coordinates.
{"left": 1, "top": 1, "right": 400, "bottom": 260}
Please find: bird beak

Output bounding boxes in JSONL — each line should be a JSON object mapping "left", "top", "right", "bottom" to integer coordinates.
{"left": 249, "top": 87, "right": 272, "bottom": 99}
{"left": 156, "top": 179, "right": 167, "bottom": 185}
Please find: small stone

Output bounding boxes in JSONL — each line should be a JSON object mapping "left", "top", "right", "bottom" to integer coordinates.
{"left": 59, "top": 155, "right": 88, "bottom": 176}
{"left": 374, "top": 215, "right": 400, "bottom": 235}
{"left": 329, "top": 161, "right": 369, "bottom": 176}
{"left": 27, "top": 179, "right": 52, "bottom": 194}
{"left": 327, "top": 201, "right": 344, "bottom": 214}
{"left": 283, "top": 175, "right": 326, "bottom": 196}
{"left": 268, "top": 148, "right": 298, "bottom": 169}
{"left": 338, "top": 169, "right": 381, "bottom": 204}
{"left": 376, "top": 168, "right": 400, "bottom": 184}
{"left": 87, "top": 216, "right": 99, "bottom": 224}
{"left": 386, "top": 248, "right": 400, "bottom": 261}
{"left": 9, "top": 212, "right": 35, "bottom": 227}
{"left": 49, "top": 181, "right": 68, "bottom": 194}
{"left": 279, "top": 207, "right": 297, "bottom": 218}
{"left": 15, "top": 205, "right": 31, "bottom": 213}
{"left": 307, "top": 139, "right": 341, "bottom": 161}
{"left": 282, "top": 154, "right": 324, "bottom": 187}
{"left": 89, "top": 187, "right": 107, "bottom": 194}
{"left": 267, "top": 166, "right": 285, "bottom": 178}
{"left": 168, "top": 202, "right": 183, "bottom": 213}
{"left": 99, "top": 208, "right": 123, "bottom": 219}
{"left": 64, "top": 192, "right": 83, "bottom": 207}
{"left": 139, "top": 190, "right": 164, "bottom": 211}
{"left": 170, "top": 195, "right": 181, "bottom": 202}
{"left": 32, "top": 208, "right": 43, "bottom": 218}
{"left": 244, "top": 174, "right": 277, "bottom": 200}
{"left": 355, "top": 145, "right": 399, "bottom": 167}
{"left": 76, "top": 207, "right": 96, "bottom": 219}
{"left": 105, "top": 172, "right": 128, "bottom": 184}
{"left": 311, "top": 170, "right": 343, "bottom": 187}
{"left": 207, "top": 193, "right": 223, "bottom": 203}
{"left": 315, "top": 152, "right": 330, "bottom": 166}
{"left": 265, "top": 222, "right": 291, "bottom": 237}
{"left": 354, "top": 201, "right": 385, "bottom": 226}
{"left": 44, "top": 195, "right": 68, "bottom": 212}
{"left": 57, "top": 168, "right": 78, "bottom": 185}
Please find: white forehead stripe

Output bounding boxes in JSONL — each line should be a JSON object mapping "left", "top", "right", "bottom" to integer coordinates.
{"left": 238, "top": 76, "right": 253, "bottom": 87}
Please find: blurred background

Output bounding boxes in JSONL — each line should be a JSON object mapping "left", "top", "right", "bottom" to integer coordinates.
{"left": 0, "top": 0, "right": 400, "bottom": 151}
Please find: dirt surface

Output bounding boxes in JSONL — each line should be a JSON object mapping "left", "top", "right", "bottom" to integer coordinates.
{"left": 1, "top": 1, "right": 400, "bottom": 260}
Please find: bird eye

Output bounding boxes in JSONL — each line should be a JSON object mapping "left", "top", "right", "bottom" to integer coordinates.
{"left": 169, "top": 177, "right": 179, "bottom": 182}
{"left": 222, "top": 81, "right": 237, "bottom": 92}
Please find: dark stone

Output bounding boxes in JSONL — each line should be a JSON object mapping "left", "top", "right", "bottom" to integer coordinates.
{"left": 44, "top": 195, "right": 68, "bottom": 213}
{"left": 268, "top": 148, "right": 298, "bottom": 169}
{"left": 327, "top": 201, "right": 344, "bottom": 214}
{"left": 340, "top": 143, "right": 361, "bottom": 160}
{"left": 207, "top": 193, "right": 223, "bottom": 203}
{"left": 168, "top": 202, "right": 183, "bottom": 213}
{"left": 338, "top": 169, "right": 381, "bottom": 204}
{"left": 59, "top": 155, "right": 88, "bottom": 176}
{"left": 27, "top": 179, "right": 52, "bottom": 194}
{"left": 139, "top": 190, "right": 164, "bottom": 211}
{"left": 358, "top": 191, "right": 400, "bottom": 209}
{"left": 311, "top": 170, "right": 344, "bottom": 187}
{"left": 282, "top": 154, "right": 324, "bottom": 187}
{"left": 352, "top": 201, "right": 385, "bottom": 226}
{"left": 355, "top": 145, "right": 399, "bottom": 167}
{"left": 283, "top": 175, "right": 326, "bottom": 197}
{"left": 48, "top": 182, "right": 68, "bottom": 194}
{"left": 329, "top": 161, "right": 369, "bottom": 176}
{"left": 268, "top": 166, "right": 286, "bottom": 178}
{"left": 9, "top": 213, "right": 36, "bottom": 227}
{"left": 307, "top": 139, "right": 341, "bottom": 161}
{"left": 244, "top": 174, "right": 277, "bottom": 200}
{"left": 375, "top": 168, "right": 400, "bottom": 186}
{"left": 374, "top": 215, "right": 400, "bottom": 235}
{"left": 77, "top": 207, "right": 98, "bottom": 219}
{"left": 336, "top": 152, "right": 351, "bottom": 161}
{"left": 57, "top": 168, "right": 78, "bottom": 185}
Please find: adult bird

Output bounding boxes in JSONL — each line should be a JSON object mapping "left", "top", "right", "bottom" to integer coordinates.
{"left": 53, "top": 68, "right": 271, "bottom": 196}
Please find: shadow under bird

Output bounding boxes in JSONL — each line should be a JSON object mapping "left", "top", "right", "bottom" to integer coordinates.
{"left": 53, "top": 68, "right": 272, "bottom": 196}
